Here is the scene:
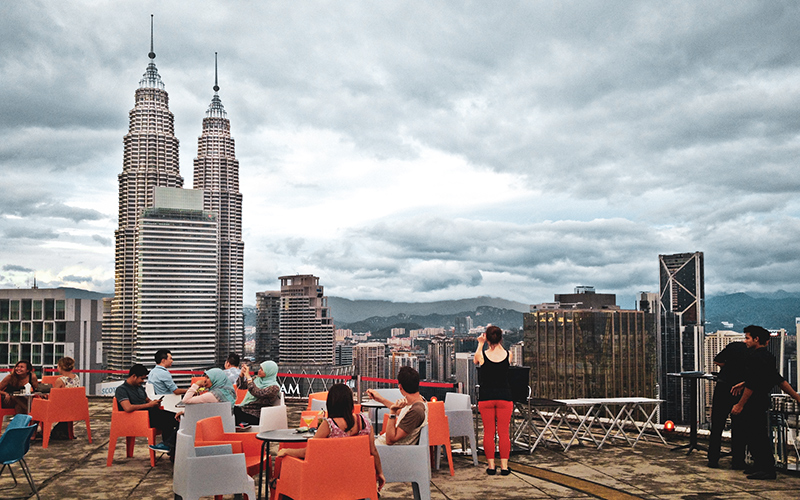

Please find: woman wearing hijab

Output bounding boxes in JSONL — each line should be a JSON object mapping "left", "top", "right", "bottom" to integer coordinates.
{"left": 234, "top": 360, "right": 281, "bottom": 426}
{"left": 183, "top": 368, "right": 237, "bottom": 406}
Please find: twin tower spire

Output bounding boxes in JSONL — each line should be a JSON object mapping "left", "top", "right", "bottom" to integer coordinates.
{"left": 105, "top": 15, "right": 244, "bottom": 376}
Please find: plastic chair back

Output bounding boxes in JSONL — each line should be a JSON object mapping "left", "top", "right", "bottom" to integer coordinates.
{"left": 235, "top": 387, "right": 247, "bottom": 404}
{"left": 306, "top": 391, "right": 328, "bottom": 411}
{"left": 106, "top": 397, "right": 157, "bottom": 467}
{"left": 259, "top": 404, "right": 288, "bottom": 432}
{"left": 444, "top": 393, "right": 478, "bottom": 466}
{"left": 178, "top": 401, "right": 234, "bottom": 437}
{"left": 377, "top": 425, "right": 431, "bottom": 500}
{"left": 0, "top": 420, "right": 39, "bottom": 499}
{"left": 30, "top": 386, "right": 92, "bottom": 448}
{"left": 427, "top": 401, "right": 454, "bottom": 476}
{"left": 273, "top": 434, "right": 378, "bottom": 500}
{"left": 39, "top": 375, "right": 60, "bottom": 386}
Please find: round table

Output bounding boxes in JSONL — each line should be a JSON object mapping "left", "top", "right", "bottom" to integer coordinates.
{"left": 256, "top": 429, "right": 311, "bottom": 500}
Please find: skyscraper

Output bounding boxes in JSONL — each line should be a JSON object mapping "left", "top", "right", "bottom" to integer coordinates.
{"left": 659, "top": 251, "right": 705, "bottom": 424}
{"left": 193, "top": 54, "right": 244, "bottom": 365}
{"left": 105, "top": 23, "right": 183, "bottom": 374}
{"left": 255, "top": 290, "right": 280, "bottom": 362}
{"left": 278, "top": 274, "right": 335, "bottom": 366}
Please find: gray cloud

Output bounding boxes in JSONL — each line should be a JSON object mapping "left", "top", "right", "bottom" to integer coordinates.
{"left": 92, "top": 235, "right": 112, "bottom": 246}
{"left": 3, "top": 265, "right": 33, "bottom": 272}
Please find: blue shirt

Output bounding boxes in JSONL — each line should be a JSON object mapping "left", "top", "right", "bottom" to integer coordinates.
{"left": 149, "top": 365, "right": 178, "bottom": 395}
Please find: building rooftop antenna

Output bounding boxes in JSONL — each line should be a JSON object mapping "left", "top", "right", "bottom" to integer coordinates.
{"left": 148, "top": 14, "right": 156, "bottom": 60}
{"left": 214, "top": 52, "right": 219, "bottom": 93}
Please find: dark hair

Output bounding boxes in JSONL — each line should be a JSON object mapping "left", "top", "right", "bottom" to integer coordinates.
{"left": 58, "top": 357, "right": 75, "bottom": 372}
{"left": 226, "top": 353, "right": 240, "bottom": 367}
{"left": 397, "top": 366, "right": 420, "bottom": 393}
{"left": 154, "top": 349, "right": 171, "bottom": 365}
{"left": 128, "top": 364, "right": 149, "bottom": 378}
{"left": 486, "top": 325, "right": 503, "bottom": 345}
{"left": 326, "top": 384, "right": 355, "bottom": 432}
{"left": 14, "top": 360, "right": 33, "bottom": 373}
{"left": 9, "top": 360, "right": 34, "bottom": 386}
{"left": 744, "top": 325, "right": 771, "bottom": 345}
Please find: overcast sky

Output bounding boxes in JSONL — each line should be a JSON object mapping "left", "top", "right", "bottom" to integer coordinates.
{"left": 2, "top": 1, "right": 800, "bottom": 308}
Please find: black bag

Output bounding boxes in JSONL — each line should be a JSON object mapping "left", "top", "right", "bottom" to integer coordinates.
{"left": 36, "top": 383, "right": 52, "bottom": 394}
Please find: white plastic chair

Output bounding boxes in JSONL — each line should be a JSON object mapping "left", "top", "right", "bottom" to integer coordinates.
{"left": 376, "top": 425, "right": 431, "bottom": 500}
{"left": 374, "top": 388, "right": 404, "bottom": 433}
{"left": 444, "top": 392, "right": 478, "bottom": 466}
{"left": 310, "top": 398, "right": 327, "bottom": 412}
{"left": 259, "top": 405, "right": 288, "bottom": 433}
{"left": 145, "top": 383, "right": 156, "bottom": 399}
{"left": 178, "top": 402, "right": 235, "bottom": 438}
{"left": 172, "top": 429, "right": 256, "bottom": 500}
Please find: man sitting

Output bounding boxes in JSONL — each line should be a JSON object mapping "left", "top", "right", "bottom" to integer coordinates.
{"left": 150, "top": 348, "right": 187, "bottom": 396}
{"left": 368, "top": 366, "right": 427, "bottom": 445}
{"left": 224, "top": 353, "right": 241, "bottom": 386}
{"left": 115, "top": 364, "right": 179, "bottom": 457}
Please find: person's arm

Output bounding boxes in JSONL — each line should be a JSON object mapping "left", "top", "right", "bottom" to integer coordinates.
{"left": 0, "top": 375, "right": 11, "bottom": 403}
{"left": 474, "top": 333, "right": 486, "bottom": 365}
{"left": 173, "top": 388, "right": 188, "bottom": 395}
{"left": 383, "top": 399, "right": 410, "bottom": 445}
{"left": 731, "top": 387, "right": 753, "bottom": 415}
{"left": 277, "top": 418, "right": 325, "bottom": 459}
{"left": 183, "top": 383, "right": 219, "bottom": 404}
{"left": 245, "top": 380, "right": 280, "bottom": 401}
{"left": 54, "top": 377, "right": 65, "bottom": 389}
{"left": 29, "top": 372, "right": 38, "bottom": 389}
{"left": 780, "top": 380, "right": 800, "bottom": 404}
{"left": 368, "top": 424, "right": 385, "bottom": 491}
{"left": 119, "top": 398, "right": 160, "bottom": 413}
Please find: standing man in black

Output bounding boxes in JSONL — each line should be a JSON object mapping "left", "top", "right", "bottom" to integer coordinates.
{"left": 732, "top": 325, "right": 800, "bottom": 480}
{"left": 708, "top": 339, "right": 748, "bottom": 469}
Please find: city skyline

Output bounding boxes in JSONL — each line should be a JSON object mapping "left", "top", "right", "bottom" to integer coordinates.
{"left": 4, "top": 2, "right": 800, "bottom": 307}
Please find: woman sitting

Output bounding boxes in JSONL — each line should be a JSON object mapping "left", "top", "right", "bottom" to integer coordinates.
{"left": 183, "top": 368, "right": 236, "bottom": 406}
{"left": 234, "top": 360, "right": 281, "bottom": 426}
{"left": 277, "top": 384, "right": 385, "bottom": 490}
{"left": 53, "top": 356, "right": 80, "bottom": 389}
{"left": 0, "top": 360, "right": 39, "bottom": 414}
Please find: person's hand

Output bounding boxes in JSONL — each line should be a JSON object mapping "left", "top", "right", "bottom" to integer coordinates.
{"left": 731, "top": 403, "right": 743, "bottom": 415}
{"left": 276, "top": 448, "right": 289, "bottom": 458}
{"left": 175, "top": 411, "right": 184, "bottom": 421}
{"left": 730, "top": 382, "right": 744, "bottom": 396}
{"left": 148, "top": 399, "right": 162, "bottom": 408}
{"left": 389, "top": 398, "right": 408, "bottom": 413}
{"left": 366, "top": 389, "right": 377, "bottom": 400}
{"left": 477, "top": 332, "right": 486, "bottom": 344}
{"left": 1, "top": 392, "right": 9, "bottom": 404}
{"left": 240, "top": 365, "right": 250, "bottom": 377}
{"left": 376, "top": 472, "right": 385, "bottom": 491}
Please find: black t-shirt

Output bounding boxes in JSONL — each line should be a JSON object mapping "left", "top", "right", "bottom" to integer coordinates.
{"left": 115, "top": 382, "right": 147, "bottom": 411}
{"left": 714, "top": 341, "right": 748, "bottom": 384}
{"left": 744, "top": 347, "right": 783, "bottom": 411}
{"left": 478, "top": 351, "right": 512, "bottom": 402}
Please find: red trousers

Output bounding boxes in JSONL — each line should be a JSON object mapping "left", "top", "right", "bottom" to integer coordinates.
{"left": 478, "top": 400, "right": 513, "bottom": 460}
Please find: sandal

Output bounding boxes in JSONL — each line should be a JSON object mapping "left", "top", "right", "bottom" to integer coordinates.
{"left": 486, "top": 467, "right": 497, "bottom": 475}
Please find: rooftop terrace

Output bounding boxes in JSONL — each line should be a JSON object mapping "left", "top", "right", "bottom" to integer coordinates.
{"left": 2, "top": 397, "right": 799, "bottom": 499}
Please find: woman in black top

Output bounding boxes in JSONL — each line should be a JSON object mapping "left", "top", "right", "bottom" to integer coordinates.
{"left": 474, "top": 325, "right": 512, "bottom": 475}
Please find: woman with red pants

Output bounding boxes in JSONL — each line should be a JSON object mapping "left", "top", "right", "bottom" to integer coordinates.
{"left": 474, "top": 325, "right": 513, "bottom": 476}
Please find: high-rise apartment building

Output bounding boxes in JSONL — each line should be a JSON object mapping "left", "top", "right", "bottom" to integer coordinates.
{"left": 105, "top": 33, "right": 184, "bottom": 374}
{"left": 390, "top": 351, "right": 419, "bottom": 379}
{"left": 455, "top": 352, "right": 479, "bottom": 403}
{"left": 524, "top": 289, "right": 657, "bottom": 400}
{"left": 255, "top": 291, "right": 280, "bottom": 362}
{"left": 354, "top": 342, "right": 386, "bottom": 391}
{"left": 703, "top": 330, "right": 743, "bottom": 419}
{"left": 454, "top": 316, "right": 473, "bottom": 335}
{"left": 193, "top": 55, "right": 244, "bottom": 365}
{"left": 278, "top": 275, "right": 335, "bottom": 366}
{"left": 659, "top": 251, "right": 705, "bottom": 424}
{"left": 0, "top": 288, "right": 106, "bottom": 393}
{"left": 429, "top": 336, "right": 455, "bottom": 382}
{"left": 131, "top": 188, "right": 218, "bottom": 385}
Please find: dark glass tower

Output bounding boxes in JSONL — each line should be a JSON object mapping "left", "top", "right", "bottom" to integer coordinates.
{"left": 192, "top": 54, "right": 244, "bottom": 364}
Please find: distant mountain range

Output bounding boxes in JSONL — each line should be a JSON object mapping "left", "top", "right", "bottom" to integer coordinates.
{"left": 243, "top": 292, "right": 800, "bottom": 334}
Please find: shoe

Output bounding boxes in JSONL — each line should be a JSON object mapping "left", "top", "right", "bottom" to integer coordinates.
{"left": 486, "top": 467, "right": 497, "bottom": 476}
{"left": 746, "top": 470, "right": 776, "bottom": 480}
{"left": 707, "top": 462, "right": 719, "bottom": 469}
{"left": 742, "top": 467, "right": 758, "bottom": 475}
{"left": 149, "top": 443, "right": 170, "bottom": 452}
{"left": 500, "top": 468, "right": 511, "bottom": 476}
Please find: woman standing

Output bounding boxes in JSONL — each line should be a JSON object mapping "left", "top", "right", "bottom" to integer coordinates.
{"left": 474, "top": 325, "right": 512, "bottom": 475}
{"left": 183, "top": 368, "right": 237, "bottom": 406}
{"left": 53, "top": 357, "right": 80, "bottom": 389}
{"left": 0, "top": 360, "right": 39, "bottom": 414}
{"left": 235, "top": 360, "right": 281, "bottom": 425}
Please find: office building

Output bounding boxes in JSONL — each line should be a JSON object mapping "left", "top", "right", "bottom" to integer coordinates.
{"left": 0, "top": 287, "right": 106, "bottom": 393}
{"left": 277, "top": 275, "right": 335, "bottom": 366}
{"left": 455, "top": 352, "right": 479, "bottom": 403}
{"left": 454, "top": 316, "right": 473, "bottom": 335}
{"left": 523, "top": 289, "right": 657, "bottom": 400}
{"left": 390, "top": 351, "right": 419, "bottom": 379}
{"left": 703, "top": 330, "right": 743, "bottom": 419}
{"left": 193, "top": 55, "right": 244, "bottom": 365}
{"left": 255, "top": 291, "right": 280, "bottom": 362}
{"left": 335, "top": 342, "right": 354, "bottom": 366}
{"left": 105, "top": 33, "right": 184, "bottom": 374}
{"left": 429, "top": 336, "right": 455, "bottom": 382}
{"left": 659, "top": 252, "right": 705, "bottom": 424}
{"left": 509, "top": 341, "right": 523, "bottom": 367}
{"left": 132, "top": 187, "right": 218, "bottom": 386}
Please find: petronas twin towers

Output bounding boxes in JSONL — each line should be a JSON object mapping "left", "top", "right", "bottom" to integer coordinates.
{"left": 104, "top": 21, "right": 244, "bottom": 378}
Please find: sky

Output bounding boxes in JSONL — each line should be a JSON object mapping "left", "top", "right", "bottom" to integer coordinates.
{"left": 2, "top": 1, "right": 800, "bottom": 308}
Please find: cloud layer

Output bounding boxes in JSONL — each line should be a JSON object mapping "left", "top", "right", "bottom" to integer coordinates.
{"left": 3, "top": 1, "right": 800, "bottom": 307}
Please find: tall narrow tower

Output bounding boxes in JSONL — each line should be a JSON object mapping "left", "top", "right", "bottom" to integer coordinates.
{"left": 193, "top": 53, "right": 244, "bottom": 364}
{"left": 105, "top": 17, "right": 183, "bottom": 374}
{"left": 659, "top": 251, "right": 705, "bottom": 424}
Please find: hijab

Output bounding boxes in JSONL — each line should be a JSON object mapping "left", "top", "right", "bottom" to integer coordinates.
{"left": 240, "top": 360, "right": 279, "bottom": 406}
{"left": 205, "top": 368, "right": 236, "bottom": 405}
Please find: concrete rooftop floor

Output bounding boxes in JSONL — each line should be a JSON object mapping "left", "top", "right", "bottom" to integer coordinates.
{"left": 1, "top": 397, "right": 799, "bottom": 500}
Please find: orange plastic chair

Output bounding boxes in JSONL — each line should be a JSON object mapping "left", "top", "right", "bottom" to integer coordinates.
{"left": 39, "top": 375, "right": 60, "bottom": 386}
{"left": 106, "top": 397, "right": 157, "bottom": 467}
{"left": 195, "top": 415, "right": 262, "bottom": 476}
{"left": 235, "top": 387, "right": 248, "bottom": 404}
{"left": 427, "top": 401, "right": 454, "bottom": 476}
{"left": 273, "top": 434, "right": 378, "bottom": 500}
{"left": 306, "top": 391, "right": 328, "bottom": 411}
{"left": 191, "top": 377, "right": 205, "bottom": 386}
{"left": 30, "top": 387, "right": 92, "bottom": 449}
